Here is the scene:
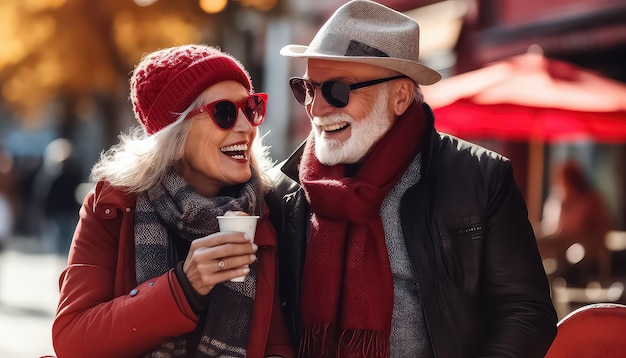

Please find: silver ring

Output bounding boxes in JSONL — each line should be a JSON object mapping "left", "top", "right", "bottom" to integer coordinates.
{"left": 217, "top": 260, "right": 225, "bottom": 270}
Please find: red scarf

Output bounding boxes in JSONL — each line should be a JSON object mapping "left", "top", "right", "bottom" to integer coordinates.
{"left": 298, "top": 103, "right": 425, "bottom": 357}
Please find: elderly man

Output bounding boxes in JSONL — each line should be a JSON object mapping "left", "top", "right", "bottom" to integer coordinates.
{"left": 268, "top": 1, "right": 558, "bottom": 357}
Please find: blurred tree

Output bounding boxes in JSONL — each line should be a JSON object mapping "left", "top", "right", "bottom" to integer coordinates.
{"left": 0, "top": 0, "right": 260, "bottom": 147}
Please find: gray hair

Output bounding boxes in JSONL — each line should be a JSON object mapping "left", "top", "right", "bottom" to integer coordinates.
{"left": 414, "top": 85, "right": 424, "bottom": 104}
{"left": 90, "top": 97, "right": 274, "bottom": 194}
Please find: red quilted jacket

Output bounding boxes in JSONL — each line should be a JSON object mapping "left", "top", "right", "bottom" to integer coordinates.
{"left": 51, "top": 181, "right": 293, "bottom": 358}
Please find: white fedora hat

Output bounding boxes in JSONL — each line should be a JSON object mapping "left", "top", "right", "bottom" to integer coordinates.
{"left": 280, "top": 0, "right": 442, "bottom": 85}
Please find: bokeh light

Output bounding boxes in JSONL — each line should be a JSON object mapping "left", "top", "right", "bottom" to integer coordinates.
{"left": 542, "top": 257, "right": 558, "bottom": 275}
{"left": 243, "top": 0, "right": 277, "bottom": 12}
{"left": 133, "top": 0, "right": 158, "bottom": 6}
{"left": 565, "top": 243, "right": 585, "bottom": 265}
{"left": 199, "top": 0, "right": 227, "bottom": 14}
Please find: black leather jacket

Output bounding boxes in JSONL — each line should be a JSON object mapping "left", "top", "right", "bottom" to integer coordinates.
{"left": 266, "top": 104, "right": 557, "bottom": 357}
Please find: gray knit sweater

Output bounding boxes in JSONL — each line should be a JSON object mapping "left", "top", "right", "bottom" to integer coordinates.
{"left": 381, "top": 153, "right": 434, "bottom": 358}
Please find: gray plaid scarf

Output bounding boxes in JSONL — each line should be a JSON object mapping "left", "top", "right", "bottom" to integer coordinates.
{"left": 134, "top": 166, "right": 260, "bottom": 357}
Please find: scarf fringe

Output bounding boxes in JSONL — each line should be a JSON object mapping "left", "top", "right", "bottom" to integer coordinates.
{"left": 299, "top": 322, "right": 333, "bottom": 357}
{"left": 299, "top": 323, "right": 390, "bottom": 358}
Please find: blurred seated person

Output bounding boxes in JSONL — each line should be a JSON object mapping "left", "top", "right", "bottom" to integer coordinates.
{"left": 539, "top": 160, "right": 613, "bottom": 285}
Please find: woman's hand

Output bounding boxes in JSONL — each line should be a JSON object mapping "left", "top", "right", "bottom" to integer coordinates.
{"left": 183, "top": 231, "right": 258, "bottom": 295}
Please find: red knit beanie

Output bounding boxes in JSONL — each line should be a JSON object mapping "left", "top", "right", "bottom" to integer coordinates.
{"left": 130, "top": 45, "right": 253, "bottom": 135}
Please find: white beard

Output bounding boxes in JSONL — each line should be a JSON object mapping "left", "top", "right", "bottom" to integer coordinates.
{"left": 313, "top": 89, "right": 393, "bottom": 165}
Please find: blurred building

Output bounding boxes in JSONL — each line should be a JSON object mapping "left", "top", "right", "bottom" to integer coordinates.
{"left": 455, "top": 0, "right": 626, "bottom": 81}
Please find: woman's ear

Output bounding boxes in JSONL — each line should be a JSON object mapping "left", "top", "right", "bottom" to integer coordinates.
{"left": 391, "top": 79, "right": 415, "bottom": 116}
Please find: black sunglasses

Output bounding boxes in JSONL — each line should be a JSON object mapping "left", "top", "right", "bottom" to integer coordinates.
{"left": 289, "top": 75, "right": 407, "bottom": 108}
{"left": 186, "top": 93, "right": 268, "bottom": 129}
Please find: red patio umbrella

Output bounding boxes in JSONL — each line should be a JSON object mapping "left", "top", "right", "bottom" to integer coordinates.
{"left": 424, "top": 49, "right": 626, "bottom": 141}
{"left": 422, "top": 48, "right": 626, "bottom": 221}
{"left": 430, "top": 101, "right": 626, "bottom": 143}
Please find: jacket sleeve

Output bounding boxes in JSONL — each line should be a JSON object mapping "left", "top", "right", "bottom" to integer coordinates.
{"left": 479, "top": 160, "right": 558, "bottom": 357}
{"left": 52, "top": 190, "right": 198, "bottom": 358}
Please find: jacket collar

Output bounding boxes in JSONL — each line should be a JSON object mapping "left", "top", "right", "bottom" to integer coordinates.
{"left": 280, "top": 140, "right": 306, "bottom": 183}
{"left": 93, "top": 181, "right": 137, "bottom": 211}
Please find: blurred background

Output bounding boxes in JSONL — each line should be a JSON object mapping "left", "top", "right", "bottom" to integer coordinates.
{"left": 0, "top": 0, "right": 625, "bottom": 356}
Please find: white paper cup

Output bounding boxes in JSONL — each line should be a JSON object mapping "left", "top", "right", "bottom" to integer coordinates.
{"left": 217, "top": 215, "right": 260, "bottom": 282}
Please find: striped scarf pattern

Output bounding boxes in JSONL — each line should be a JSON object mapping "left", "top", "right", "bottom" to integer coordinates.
{"left": 134, "top": 166, "right": 260, "bottom": 357}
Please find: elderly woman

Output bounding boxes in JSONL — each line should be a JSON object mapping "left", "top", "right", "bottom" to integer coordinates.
{"left": 51, "top": 45, "right": 293, "bottom": 358}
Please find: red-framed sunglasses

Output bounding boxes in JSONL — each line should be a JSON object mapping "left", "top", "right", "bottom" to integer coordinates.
{"left": 185, "top": 93, "right": 268, "bottom": 129}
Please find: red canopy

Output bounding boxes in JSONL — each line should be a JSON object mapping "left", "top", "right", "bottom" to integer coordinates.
{"left": 423, "top": 50, "right": 626, "bottom": 143}
{"left": 432, "top": 100, "right": 626, "bottom": 143}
